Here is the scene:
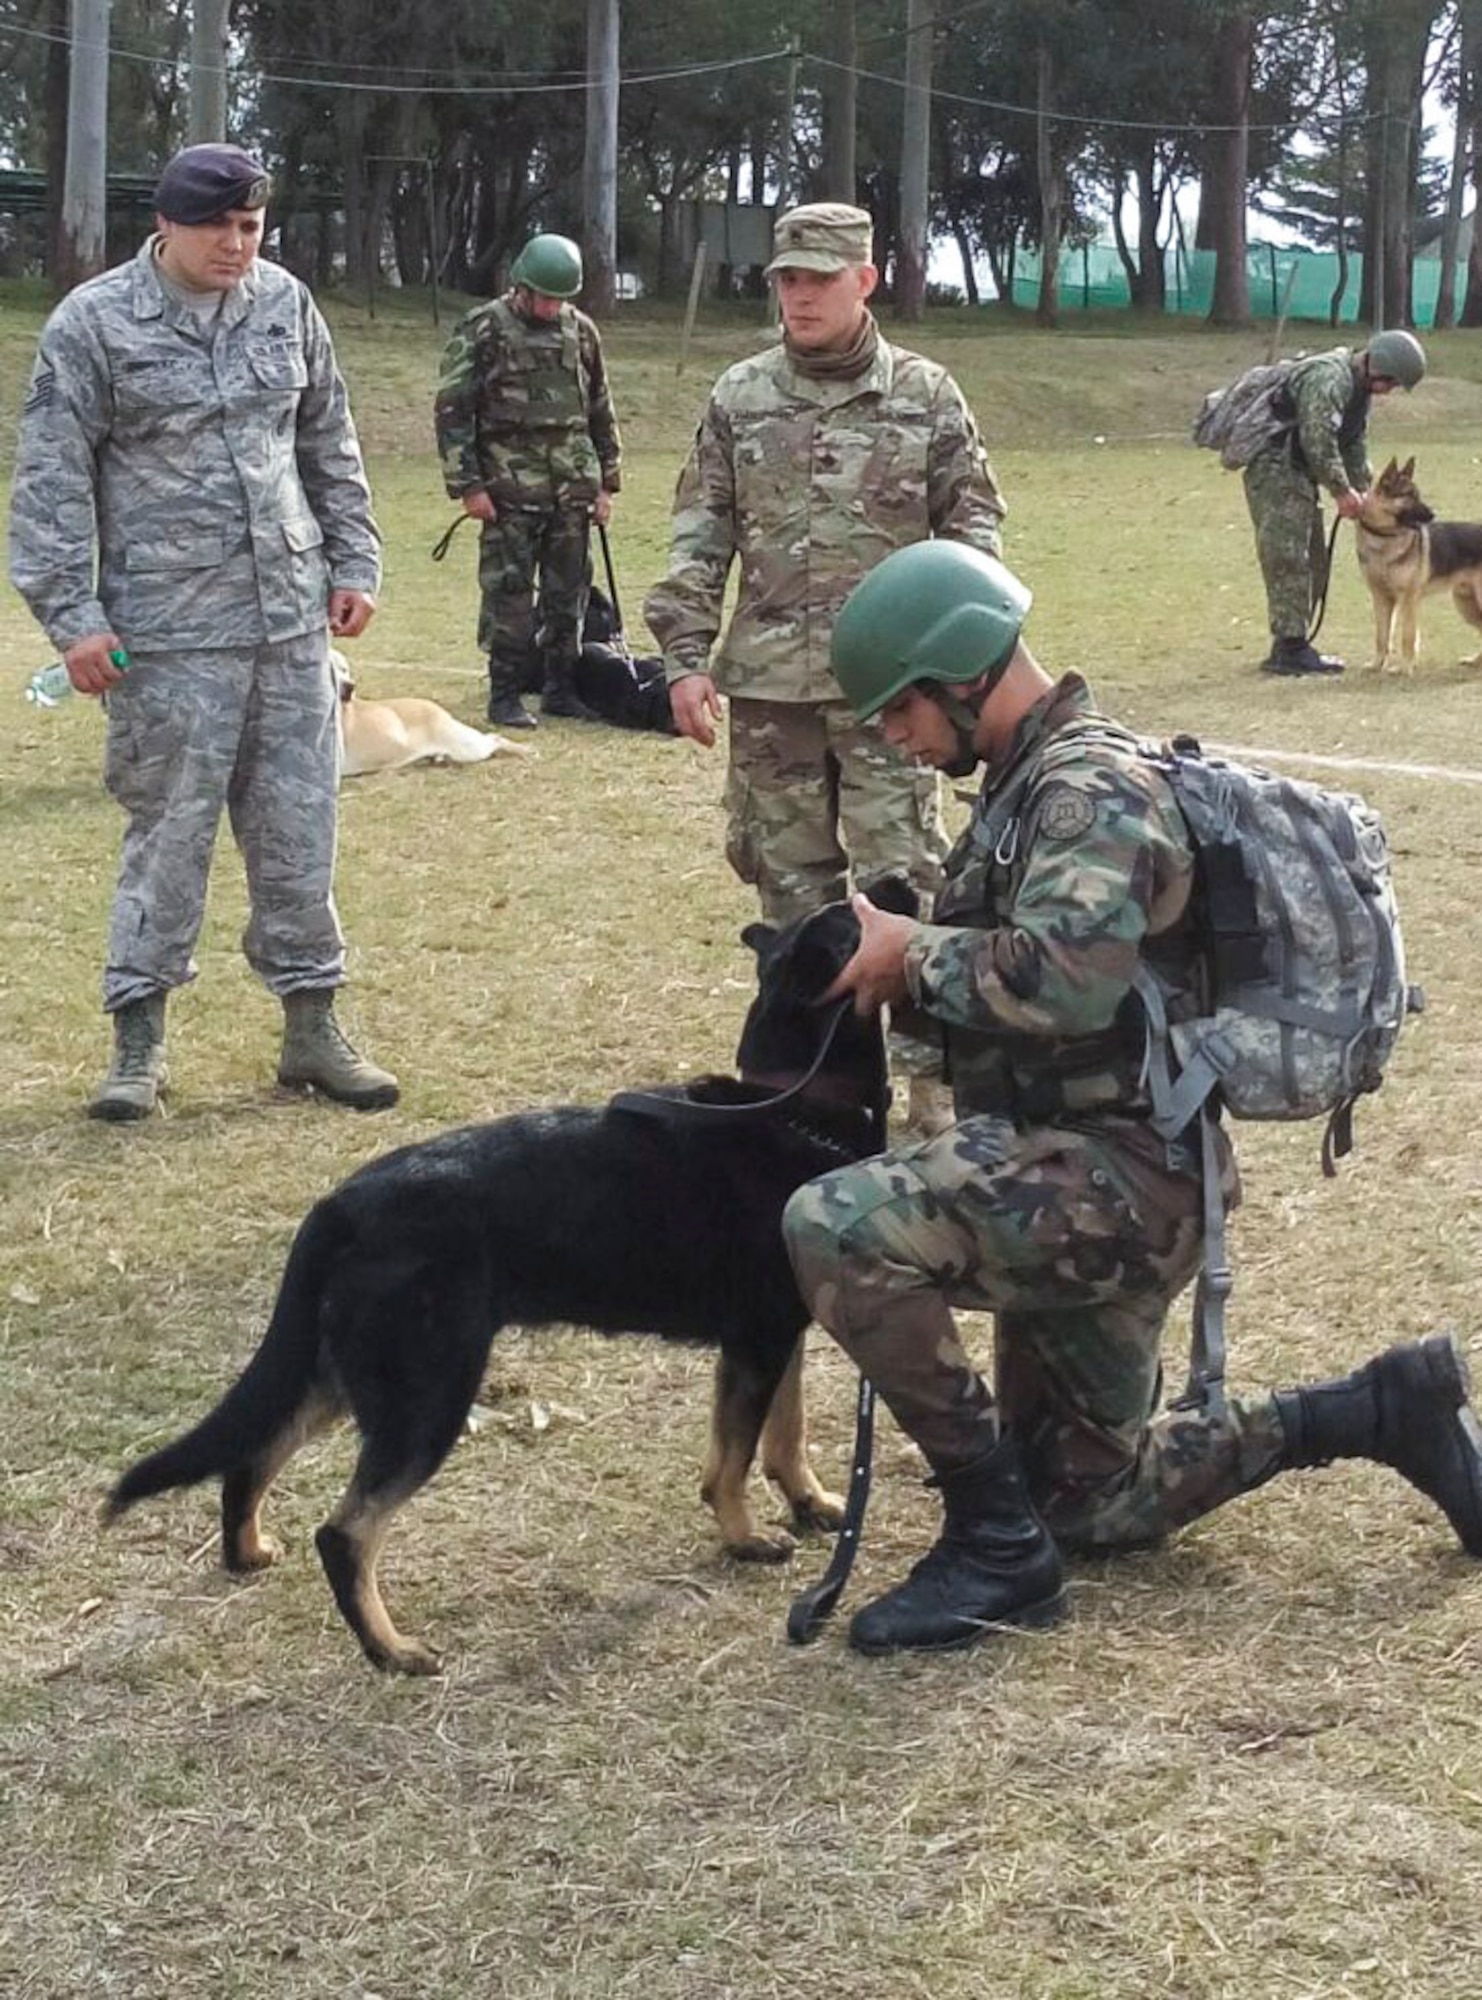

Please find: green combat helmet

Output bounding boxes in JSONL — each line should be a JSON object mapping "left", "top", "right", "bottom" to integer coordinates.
{"left": 1365, "top": 328, "right": 1426, "bottom": 390}
{"left": 510, "top": 233, "right": 583, "bottom": 299}
{"left": 830, "top": 540, "right": 1033, "bottom": 720}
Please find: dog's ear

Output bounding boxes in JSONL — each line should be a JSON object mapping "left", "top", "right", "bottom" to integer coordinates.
{"left": 1379, "top": 457, "right": 1397, "bottom": 481}
{"left": 1400, "top": 456, "right": 1416, "bottom": 480}
{"left": 859, "top": 873, "right": 921, "bottom": 921}
{"left": 741, "top": 921, "right": 778, "bottom": 961}
{"left": 778, "top": 905, "right": 861, "bottom": 1002}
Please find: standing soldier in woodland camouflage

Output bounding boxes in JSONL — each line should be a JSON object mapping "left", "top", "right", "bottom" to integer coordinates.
{"left": 1243, "top": 330, "right": 1426, "bottom": 677}
{"left": 782, "top": 538, "right": 1482, "bottom": 1657}
{"left": 644, "top": 201, "right": 1004, "bottom": 1135}
{"left": 433, "top": 232, "right": 622, "bottom": 729}
{"left": 8, "top": 143, "right": 397, "bottom": 1122}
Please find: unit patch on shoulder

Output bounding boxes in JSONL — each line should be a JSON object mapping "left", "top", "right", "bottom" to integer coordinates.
{"left": 1037, "top": 784, "right": 1097, "bottom": 842}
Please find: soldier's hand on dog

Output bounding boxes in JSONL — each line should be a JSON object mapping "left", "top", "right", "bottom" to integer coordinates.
{"left": 671, "top": 671, "right": 725, "bottom": 748}
{"left": 824, "top": 893, "right": 916, "bottom": 1014}
{"left": 1336, "top": 488, "right": 1367, "bottom": 520}
{"left": 328, "top": 589, "right": 377, "bottom": 639}
{"left": 64, "top": 632, "right": 127, "bottom": 696}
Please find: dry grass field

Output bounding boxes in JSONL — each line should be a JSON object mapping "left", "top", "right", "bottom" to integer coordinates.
{"left": 3, "top": 284, "right": 1482, "bottom": 1998}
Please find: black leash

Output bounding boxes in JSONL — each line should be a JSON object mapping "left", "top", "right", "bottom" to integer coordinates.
{"left": 431, "top": 512, "right": 471, "bottom": 563}
{"left": 785, "top": 1045, "right": 893, "bottom": 1647}
{"left": 1307, "top": 509, "right": 1343, "bottom": 642}
{"left": 609, "top": 999, "right": 857, "bottom": 1129}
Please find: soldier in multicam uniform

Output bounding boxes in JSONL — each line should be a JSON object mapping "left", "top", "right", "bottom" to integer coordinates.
{"left": 433, "top": 232, "right": 622, "bottom": 730}
{"left": 9, "top": 144, "right": 398, "bottom": 1122}
{"left": 782, "top": 538, "right": 1482, "bottom": 1655}
{"left": 643, "top": 201, "right": 1004, "bottom": 1136}
{"left": 1244, "top": 328, "right": 1426, "bottom": 677}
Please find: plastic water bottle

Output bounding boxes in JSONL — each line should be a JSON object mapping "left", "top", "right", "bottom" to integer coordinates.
{"left": 25, "top": 650, "right": 130, "bottom": 706}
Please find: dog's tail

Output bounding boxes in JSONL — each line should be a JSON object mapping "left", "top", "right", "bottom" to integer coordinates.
{"left": 103, "top": 1202, "right": 347, "bottom": 1520}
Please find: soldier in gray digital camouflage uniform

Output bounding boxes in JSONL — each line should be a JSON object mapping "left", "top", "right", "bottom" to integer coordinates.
{"left": 9, "top": 143, "right": 397, "bottom": 1122}
{"left": 1244, "top": 329, "right": 1426, "bottom": 677}
{"left": 782, "top": 538, "right": 1482, "bottom": 1656}
{"left": 644, "top": 201, "right": 1005, "bottom": 1136}
{"left": 433, "top": 232, "right": 622, "bottom": 730}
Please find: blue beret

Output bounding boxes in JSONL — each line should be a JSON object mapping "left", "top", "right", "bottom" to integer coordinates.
{"left": 154, "top": 145, "right": 272, "bottom": 225}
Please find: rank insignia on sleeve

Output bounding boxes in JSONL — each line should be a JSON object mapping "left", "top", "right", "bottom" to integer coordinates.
{"left": 1037, "top": 785, "right": 1097, "bottom": 842}
{"left": 24, "top": 367, "right": 55, "bottom": 414}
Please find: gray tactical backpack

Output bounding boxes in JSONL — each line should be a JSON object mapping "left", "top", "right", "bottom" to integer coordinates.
{"left": 1192, "top": 359, "right": 1299, "bottom": 469}
{"left": 1131, "top": 736, "right": 1422, "bottom": 1414}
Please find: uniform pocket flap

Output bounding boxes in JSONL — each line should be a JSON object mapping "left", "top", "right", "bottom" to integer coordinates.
{"left": 125, "top": 535, "right": 226, "bottom": 571}
{"left": 283, "top": 516, "right": 325, "bottom": 555}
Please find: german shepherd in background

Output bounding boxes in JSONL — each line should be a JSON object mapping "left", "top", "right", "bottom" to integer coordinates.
{"left": 1356, "top": 457, "right": 1482, "bottom": 675}
{"left": 106, "top": 884, "right": 910, "bottom": 1676}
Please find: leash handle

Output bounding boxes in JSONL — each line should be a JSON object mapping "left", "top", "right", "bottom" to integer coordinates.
{"left": 786, "top": 1376, "right": 876, "bottom": 1644}
{"left": 431, "top": 512, "right": 470, "bottom": 563}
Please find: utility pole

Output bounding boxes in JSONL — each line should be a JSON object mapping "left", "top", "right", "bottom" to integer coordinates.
{"left": 775, "top": 36, "right": 801, "bottom": 212}
{"left": 188, "top": 0, "right": 229, "bottom": 144}
{"left": 821, "top": 0, "right": 857, "bottom": 201}
{"left": 898, "top": 0, "right": 933, "bottom": 320}
{"left": 60, "top": 0, "right": 110, "bottom": 292}
{"left": 582, "top": 0, "right": 619, "bottom": 315}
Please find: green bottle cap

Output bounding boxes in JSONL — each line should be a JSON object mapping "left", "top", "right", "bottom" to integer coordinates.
{"left": 109, "top": 649, "right": 130, "bottom": 670}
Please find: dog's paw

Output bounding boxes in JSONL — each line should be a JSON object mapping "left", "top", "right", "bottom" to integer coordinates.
{"left": 789, "top": 1489, "right": 847, "bottom": 1534}
{"left": 225, "top": 1531, "right": 283, "bottom": 1573}
{"left": 726, "top": 1527, "right": 798, "bottom": 1564}
{"left": 371, "top": 1636, "right": 445, "bottom": 1677}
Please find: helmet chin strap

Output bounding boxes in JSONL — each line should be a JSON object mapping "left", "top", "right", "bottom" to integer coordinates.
{"left": 925, "top": 684, "right": 986, "bottom": 778}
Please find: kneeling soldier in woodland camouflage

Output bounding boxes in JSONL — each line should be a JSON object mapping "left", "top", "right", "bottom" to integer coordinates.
{"left": 8, "top": 144, "right": 397, "bottom": 1121}
{"left": 783, "top": 540, "right": 1482, "bottom": 1655}
{"left": 434, "top": 233, "right": 622, "bottom": 729}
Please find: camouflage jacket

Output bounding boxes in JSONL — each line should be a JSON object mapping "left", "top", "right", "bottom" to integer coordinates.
{"left": 904, "top": 676, "right": 1198, "bottom": 1121}
{"left": 1261, "top": 347, "right": 1371, "bottom": 498}
{"left": 8, "top": 238, "right": 381, "bottom": 654}
{"left": 433, "top": 294, "right": 622, "bottom": 508}
{"left": 643, "top": 336, "right": 1004, "bottom": 703}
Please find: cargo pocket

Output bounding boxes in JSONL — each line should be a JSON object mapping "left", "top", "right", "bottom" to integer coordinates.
{"left": 723, "top": 762, "right": 760, "bottom": 886}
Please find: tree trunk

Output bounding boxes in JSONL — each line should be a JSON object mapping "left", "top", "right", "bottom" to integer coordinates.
{"left": 1206, "top": 7, "right": 1253, "bottom": 327}
{"left": 582, "top": 0, "right": 619, "bottom": 315}
{"left": 821, "top": 0, "right": 857, "bottom": 201}
{"left": 1433, "top": 15, "right": 1471, "bottom": 331}
{"left": 44, "top": 0, "right": 69, "bottom": 284}
{"left": 951, "top": 220, "right": 979, "bottom": 304}
{"left": 59, "top": 0, "right": 110, "bottom": 292}
{"left": 897, "top": 0, "right": 932, "bottom": 320}
{"left": 188, "top": 0, "right": 229, "bottom": 144}
{"left": 1133, "top": 147, "right": 1166, "bottom": 310}
{"left": 1035, "top": 39, "right": 1061, "bottom": 327}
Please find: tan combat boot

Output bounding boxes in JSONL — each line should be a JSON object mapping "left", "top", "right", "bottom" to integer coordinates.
{"left": 277, "top": 989, "right": 399, "bottom": 1111}
{"left": 88, "top": 994, "right": 169, "bottom": 1122}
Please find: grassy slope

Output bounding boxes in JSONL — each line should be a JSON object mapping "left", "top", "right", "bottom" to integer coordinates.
{"left": 2, "top": 286, "right": 1482, "bottom": 1999}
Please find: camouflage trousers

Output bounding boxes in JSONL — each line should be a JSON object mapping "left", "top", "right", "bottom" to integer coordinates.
{"left": 477, "top": 504, "right": 590, "bottom": 699}
{"left": 1243, "top": 449, "right": 1330, "bottom": 641}
{"left": 725, "top": 696, "right": 948, "bottom": 1079}
{"left": 100, "top": 636, "right": 345, "bottom": 1011}
{"left": 784, "top": 1113, "right": 1286, "bottom": 1551}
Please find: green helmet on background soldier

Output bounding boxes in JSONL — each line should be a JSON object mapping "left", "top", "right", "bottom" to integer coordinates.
{"left": 510, "top": 233, "right": 584, "bottom": 300}
{"left": 1365, "top": 329, "right": 1426, "bottom": 390}
{"left": 830, "top": 541, "right": 1033, "bottom": 720}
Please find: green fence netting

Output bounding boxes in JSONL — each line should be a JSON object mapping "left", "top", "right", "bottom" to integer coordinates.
{"left": 1007, "top": 241, "right": 1464, "bottom": 324}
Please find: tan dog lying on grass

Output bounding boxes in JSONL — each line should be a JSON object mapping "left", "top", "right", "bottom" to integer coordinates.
{"left": 331, "top": 652, "right": 532, "bottom": 777}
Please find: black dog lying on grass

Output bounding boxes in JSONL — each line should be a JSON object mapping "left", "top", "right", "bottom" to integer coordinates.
{"left": 106, "top": 882, "right": 913, "bottom": 1675}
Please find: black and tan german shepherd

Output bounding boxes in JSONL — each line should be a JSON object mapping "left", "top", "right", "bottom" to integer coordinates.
{"left": 1356, "top": 456, "right": 1482, "bottom": 675}
{"left": 106, "top": 884, "right": 909, "bottom": 1675}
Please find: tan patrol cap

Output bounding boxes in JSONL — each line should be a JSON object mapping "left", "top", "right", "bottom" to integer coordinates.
{"left": 765, "top": 202, "right": 875, "bottom": 276}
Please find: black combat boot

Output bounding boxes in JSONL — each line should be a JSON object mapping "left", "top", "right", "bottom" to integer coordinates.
{"left": 89, "top": 993, "right": 169, "bottom": 1121}
{"left": 848, "top": 1436, "right": 1066, "bottom": 1655}
{"left": 487, "top": 658, "right": 536, "bottom": 730}
{"left": 1273, "top": 1334, "right": 1482, "bottom": 1555}
{"left": 540, "top": 657, "right": 599, "bottom": 721}
{"left": 1262, "top": 636, "right": 1345, "bottom": 677}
